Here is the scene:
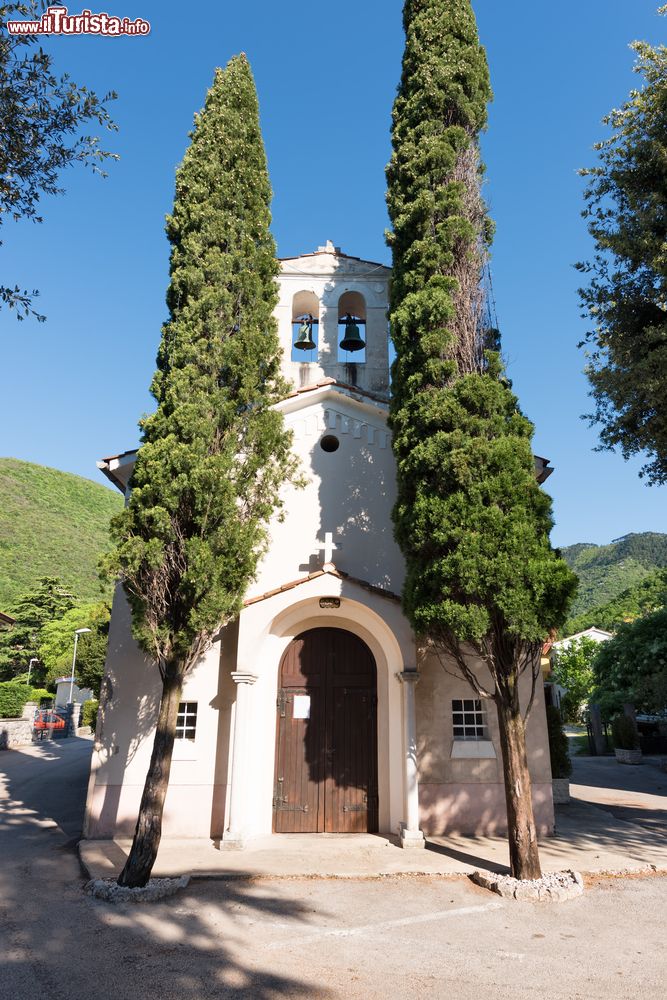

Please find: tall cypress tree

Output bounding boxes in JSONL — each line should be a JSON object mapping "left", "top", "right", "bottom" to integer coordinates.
{"left": 387, "top": 0, "right": 576, "bottom": 879}
{"left": 106, "top": 55, "right": 297, "bottom": 888}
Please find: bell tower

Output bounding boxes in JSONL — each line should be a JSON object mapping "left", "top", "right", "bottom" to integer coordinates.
{"left": 275, "top": 241, "right": 391, "bottom": 397}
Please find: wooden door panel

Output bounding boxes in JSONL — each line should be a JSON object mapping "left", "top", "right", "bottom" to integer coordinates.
{"left": 274, "top": 687, "right": 326, "bottom": 833}
{"left": 273, "top": 628, "right": 378, "bottom": 835}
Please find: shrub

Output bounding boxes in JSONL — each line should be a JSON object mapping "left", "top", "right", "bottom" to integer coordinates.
{"left": 81, "top": 699, "right": 99, "bottom": 730}
{"left": 546, "top": 705, "right": 573, "bottom": 779}
{"left": 611, "top": 714, "right": 641, "bottom": 751}
{"left": 0, "top": 681, "right": 31, "bottom": 718}
{"left": 29, "top": 687, "right": 51, "bottom": 706}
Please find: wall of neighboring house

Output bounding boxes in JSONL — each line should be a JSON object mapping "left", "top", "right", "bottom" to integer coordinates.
{"left": 416, "top": 650, "right": 554, "bottom": 836}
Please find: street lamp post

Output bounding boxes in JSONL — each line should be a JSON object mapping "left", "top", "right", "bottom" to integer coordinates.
{"left": 68, "top": 628, "right": 92, "bottom": 705}
{"left": 27, "top": 657, "right": 39, "bottom": 687}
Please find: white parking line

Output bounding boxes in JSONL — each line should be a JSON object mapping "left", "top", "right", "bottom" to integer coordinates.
{"left": 267, "top": 900, "right": 503, "bottom": 946}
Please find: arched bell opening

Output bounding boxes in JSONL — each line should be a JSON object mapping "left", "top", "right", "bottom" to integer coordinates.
{"left": 291, "top": 290, "right": 320, "bottom": 362}
{"left": 337, "top": 291, "right": 366, "bottom": 365}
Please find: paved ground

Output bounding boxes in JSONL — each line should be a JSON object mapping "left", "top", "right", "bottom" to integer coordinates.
{"left": 571, "top": 753, "right": 667, "bottom": 835}
{"left": 2, "top": 739, "right": 667, "bottom": 999}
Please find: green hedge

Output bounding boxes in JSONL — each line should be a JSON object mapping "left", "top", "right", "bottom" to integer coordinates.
{"left": 0, "top": 682, "right": 54, "bottom": 718}
{"left": 81, "top": 699, "right": 99, "bottom": 730}
{"left": 611, "top": 714, "right": 640, "bottom": 751}
{"left": 546, "top": 705, "right": 572, "bottom": 779}
{"left": 0, "top": 682, "right": 31, "bottom": 719}
{"left": 30, "top": 687, "right": 52, "bottom": 706}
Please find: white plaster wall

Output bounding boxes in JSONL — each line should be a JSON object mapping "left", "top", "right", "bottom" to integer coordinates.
{"left": 416, "top": 649, "right": 555, "bottom": 836}
{"left": 253, "top": 390, "right": 404, "bottom": 597}
{"left": 84, "top": 589, "right": 233, "bottom": 839}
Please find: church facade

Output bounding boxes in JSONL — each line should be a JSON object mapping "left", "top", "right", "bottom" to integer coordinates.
{"left": 84, "top": 243, "right": 555, "bottom": 848}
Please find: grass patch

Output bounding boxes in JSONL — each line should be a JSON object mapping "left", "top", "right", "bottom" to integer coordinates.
{"left": 0, "top": 457, "right": 123, "bottom": 609}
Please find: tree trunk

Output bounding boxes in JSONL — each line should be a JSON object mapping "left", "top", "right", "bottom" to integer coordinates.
{"left": 495, "top": 699, "right": 542, "bottom": 880}
{"left": 117, "top": 663, "right": 184, "bottom": 887}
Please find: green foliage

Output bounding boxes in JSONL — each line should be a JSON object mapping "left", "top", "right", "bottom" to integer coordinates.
{"left": 29, "top": 687, "right": 51, "bottom": 705}
{"left": 0, "top": 577, "right": 75, "bottom": 681}
{"left": 81, "top": 699, "right": 99, "bottom": 730}
{"left": 0, "top": 2, "right": 117, "bottom": 320}
{"left": 386, "top": 0, "right": 575, "bottom": 669}
{"left": 546, "top": 706, "right": 572, "bottom": 779}
{"left": 386, "top": 0, "right": 576, "bottom": 662}
{"left": 106, "top": 56, "right": 297, "bottom": 671}
{"left": 577, "top": 9, "right": 667, "bottom": 484}
{"left": 0, "top": 680, "right": 52, "bottom": 717}
{"left": 386, "top": 0, "right": 494, "bottom": 395}
{"left": 560, "top": 532, "right": 667, "bottom": 625}
{"left": 551, "top": 636, "right": 603, "bottom": 721}
{"left": 564, "top": 566, "right": 667, "bottom": 636}
{"left": 595, "top": 606, "right": 667, "bottom": 715}
{"left": 611, "top": 714, "right": 641, "bottom": 752}
{"left": 38, "top": 602, "right": 110, "bottom": 696}
{"left": 0, "top": 681, "right": 30, "bottom": 718}
{"left": 0, "top": 458, "right": 123, "bottom": 610}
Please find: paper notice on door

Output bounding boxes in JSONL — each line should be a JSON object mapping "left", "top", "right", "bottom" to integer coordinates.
{"left": 293, "top": 695, "right": 311, "bottom": 719}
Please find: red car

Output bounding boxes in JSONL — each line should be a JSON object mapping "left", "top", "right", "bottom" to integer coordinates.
{"left": 33, "top": 709, "right": 67, "bottom": 736}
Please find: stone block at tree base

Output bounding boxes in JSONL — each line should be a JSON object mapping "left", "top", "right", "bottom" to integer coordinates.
{"left": 470, "top": 868, "right": 584, "bottom": 902}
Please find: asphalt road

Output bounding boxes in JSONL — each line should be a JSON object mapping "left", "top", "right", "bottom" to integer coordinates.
{"left": 1, "top": 738, "right": 666, "bottom": 1000}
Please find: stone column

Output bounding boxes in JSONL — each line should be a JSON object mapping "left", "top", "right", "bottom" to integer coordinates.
{"left": 223, "top": 672, "right": 258, "bottom": 848}
{"left": 67, "top": 702, "right": 81, "bottom": 738}
{"left": 589, "top": 703, "right": 606, "bottom": 756}
{"left": 397, "top": 670, "right": 425, "bottom": 849}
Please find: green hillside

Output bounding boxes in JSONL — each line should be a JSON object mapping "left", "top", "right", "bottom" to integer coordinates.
{"left": 0, "top": 458, "right": 123, "bottom": 611}
{"left": 563, "top": 567, "right": 667, "bottom": 636}
{"left": 560, "top": 532, "right": 667, "bottom": 626}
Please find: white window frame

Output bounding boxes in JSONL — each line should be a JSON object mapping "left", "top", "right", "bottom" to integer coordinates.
{"left": 176, "top": 701, "right": 197, "bottom": 742}
{"left": 452, "top": 698, "right": 488, "bottom": 740}
{"left": 450, "top": 698, "right": 496, "bottom": 759}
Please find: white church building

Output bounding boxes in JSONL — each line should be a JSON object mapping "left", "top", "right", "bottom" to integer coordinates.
{"left": 84, "top": 242, "right": 555, "bottom": 848}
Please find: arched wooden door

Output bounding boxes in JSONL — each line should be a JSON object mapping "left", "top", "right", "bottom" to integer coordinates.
{"left": 273, "top": 628, "right": 378, "bottom": 834}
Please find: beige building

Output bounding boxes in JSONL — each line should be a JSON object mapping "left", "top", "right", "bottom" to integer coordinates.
{"left": 84, "top": 243, "right": 555, "bottom": 848}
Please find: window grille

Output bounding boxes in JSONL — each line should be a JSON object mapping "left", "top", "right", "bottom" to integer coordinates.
{"left": 452, "top": 699, "right": 487, "bottom": 740}
{"left": 176, "top": 702, "right": 197, "bottom": 741}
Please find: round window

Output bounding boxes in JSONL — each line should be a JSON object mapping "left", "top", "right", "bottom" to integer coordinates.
{"left": 320, "top": 435, "right": 340, "bottom": 453}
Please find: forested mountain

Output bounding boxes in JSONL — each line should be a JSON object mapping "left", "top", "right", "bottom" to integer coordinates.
{"left": 560, "top": 532, "right": 667, "bottom": 633}
{"left": 563, "top": 568, "right": 667, "bottom": 637}
{"left": 0, "top": 458, "right": 122, "bottom": 610}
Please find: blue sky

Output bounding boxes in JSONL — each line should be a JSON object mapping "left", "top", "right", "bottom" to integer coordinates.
{"left": 1, "top": 0, "right": 665, "bottom": 548}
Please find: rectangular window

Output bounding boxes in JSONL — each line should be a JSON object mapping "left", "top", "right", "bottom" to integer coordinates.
{"left": 452, "top": 698, "right": 487, "bottom": 740}
{"left": 176, "top": 701, "right": 197, "bottom": 741}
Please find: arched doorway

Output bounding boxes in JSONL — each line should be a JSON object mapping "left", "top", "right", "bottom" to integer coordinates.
{"left": 273, "top": 628, "right": 378, "bottom": 834}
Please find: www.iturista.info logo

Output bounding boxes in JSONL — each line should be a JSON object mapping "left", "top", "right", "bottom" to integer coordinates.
{"left": 5, "top": 6, "right": 150, "bottom": 35}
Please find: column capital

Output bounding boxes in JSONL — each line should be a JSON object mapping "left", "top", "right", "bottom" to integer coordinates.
{"left": 231, "top": 671, "right": 258, "bottom": 686}
{"left": 397, "top": 669, "right": 419, "bottom": 685}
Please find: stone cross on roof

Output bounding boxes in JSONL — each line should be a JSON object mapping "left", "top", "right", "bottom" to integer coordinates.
{"left": 317, "top": 531, "right": 341, "bottom": 567}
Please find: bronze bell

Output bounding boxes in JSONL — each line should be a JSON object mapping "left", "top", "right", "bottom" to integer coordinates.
{"left": 339, "top": 313, "right": 365, "bottom": 352}
{"left": 294, "top": 314, "right": 316, "bottom": 352}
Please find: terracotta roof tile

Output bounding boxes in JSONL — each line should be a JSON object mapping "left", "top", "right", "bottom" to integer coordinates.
{"left": 243, "top": 567, "right": 401, "bottom": 608}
